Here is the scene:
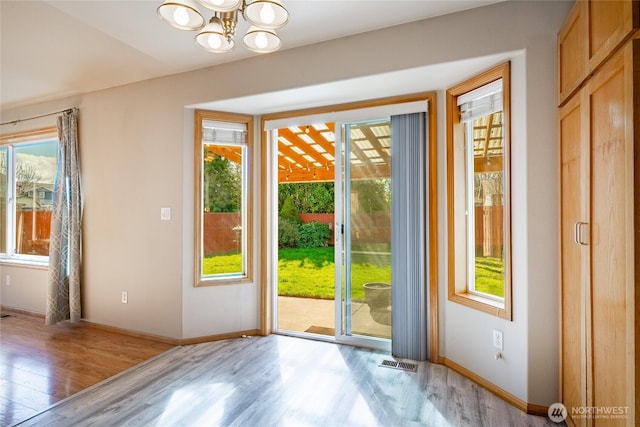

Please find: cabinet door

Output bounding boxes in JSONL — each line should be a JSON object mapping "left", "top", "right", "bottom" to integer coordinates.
{"left": 586, "top": 40, "right": 635, "bottom": 425}
{"left": 559, "top": 1, "right": 589, "bottom": 105}
{"left": 588, "top": 0, "right": 639, "bottom": 74}
{"left": 559, "top": 91, "right": 589, "bottom": 427}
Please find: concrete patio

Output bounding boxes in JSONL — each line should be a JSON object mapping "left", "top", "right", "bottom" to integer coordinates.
{"left": 277, "top": 296, "right": 391, "bottom": 339}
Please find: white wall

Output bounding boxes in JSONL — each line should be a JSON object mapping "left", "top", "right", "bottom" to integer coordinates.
{"left": 0, "top": 0, "right": 572, "bottom": 407}
{"left": 0, "top": 263, "right": 48, "bottom": 313}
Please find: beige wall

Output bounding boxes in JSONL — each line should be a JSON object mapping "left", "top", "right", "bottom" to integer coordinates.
{"left": 0, "top": 0, "right": 572, "bottom": 408}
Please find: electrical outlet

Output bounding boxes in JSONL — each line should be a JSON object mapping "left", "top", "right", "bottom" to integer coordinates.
{"left": 5, "top": 275, "right": 10, "bottom": 286}
{"left": 121, "top": 291, "right": 128, "bottom": 304}
{"left": 160, "top": 207, "right": 171, "bottom": 221}
{"left": 493, "top": 329, "right": 504, "bottom": 351}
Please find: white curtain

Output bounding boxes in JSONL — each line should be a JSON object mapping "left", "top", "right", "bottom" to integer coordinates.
{"left": 391, "top": 112, "right": 428, "bottom": 361}
{"left": 46, "top": 109, "right": 82, "bottom": 325}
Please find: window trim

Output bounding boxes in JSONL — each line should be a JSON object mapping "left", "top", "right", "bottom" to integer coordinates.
{"left": 194, "top": 110, "right": 253, "bottom": 287}
{"left": 446, "top": 62, "right": 513, "bottom": 320}
{"left": 0, "top": 127, "right": 58, "bottom": 265}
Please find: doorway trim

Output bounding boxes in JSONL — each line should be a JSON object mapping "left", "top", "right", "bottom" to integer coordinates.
{"left": 259, "top": 92, "right": 439, "bottom": 361}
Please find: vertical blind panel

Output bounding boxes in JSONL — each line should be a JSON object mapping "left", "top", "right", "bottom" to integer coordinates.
{"left": 390, "top": 112, "right": 427, "bottom": 361}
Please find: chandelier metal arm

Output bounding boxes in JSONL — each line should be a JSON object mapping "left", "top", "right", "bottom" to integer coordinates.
{"left": 219, "top": 11, "right": 238, "bottom": 42}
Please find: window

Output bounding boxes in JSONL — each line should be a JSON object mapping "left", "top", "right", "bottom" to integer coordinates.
{"left": 194, "top": 110, "right": 253, "bottom": 286}
{"left": 446, "top": 62, "right": 512, "bottom": 320}
{"left": 0, "top": 128, "right": 59, "bottom": 262}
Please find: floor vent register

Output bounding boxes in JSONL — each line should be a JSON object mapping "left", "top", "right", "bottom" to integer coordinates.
{"left": 379, "top": 359, "right": 418, "bottom": 372}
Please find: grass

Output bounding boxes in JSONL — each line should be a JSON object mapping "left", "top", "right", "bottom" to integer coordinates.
{"left": 202, "top": 251, "right": 242, "bottom": 275}
{"left": 204, "top": 247, "right": 391, "bottom": 302}
{"left": 474, "top": 256, "right": 505, "bottom": 297}
{"left": 278, "top": 247, "right": 391, "bottom": 302}
{"left": 203, "top": 249, "right": 504, "bottom": 301}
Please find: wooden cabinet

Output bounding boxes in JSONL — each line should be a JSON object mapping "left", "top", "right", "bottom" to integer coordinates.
{"left": 558, "top": 0, "right": 639, "bottom": 105}
{"left": 559, "top": 1, "right": 589, "bottom": 104}
{"left": 559, "top": 27, "right": 639, "bottom": 427}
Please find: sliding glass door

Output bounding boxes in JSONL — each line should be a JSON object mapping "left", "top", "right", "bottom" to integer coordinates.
{"left": 268, "top": 100, "right": 428, "bottom": 354}
{"left": 337, "top": 119, "right": 392, "bottom": 345}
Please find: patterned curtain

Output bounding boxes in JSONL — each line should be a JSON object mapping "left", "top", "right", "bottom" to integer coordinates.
{"left": 46, "top": 109, "right": 82, "bottom": 325}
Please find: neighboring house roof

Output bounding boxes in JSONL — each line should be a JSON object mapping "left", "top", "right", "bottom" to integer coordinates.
{"left": 16, "top": 183, "right": 55, "bottom": 209}
{"left": 27, "top": 184, "right": 54, "bottom": 194}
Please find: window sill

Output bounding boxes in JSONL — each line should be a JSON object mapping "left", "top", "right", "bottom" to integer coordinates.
{"left": 0, "top": 258, "right": 49, "bottom": 270}
{"left": 195, "top": 275, "right": 252, "bottom": 287}
{"left": 449, "top": 291, "right": 512, "bottom": 320}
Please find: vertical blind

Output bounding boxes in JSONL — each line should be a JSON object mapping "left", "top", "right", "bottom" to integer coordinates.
{"left": 391, "top": 112, "right": 428, "bottom": 361}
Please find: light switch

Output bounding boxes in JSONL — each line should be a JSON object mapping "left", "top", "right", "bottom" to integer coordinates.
{"left": 160, "top": 207, "right": 171, "bottom": 221}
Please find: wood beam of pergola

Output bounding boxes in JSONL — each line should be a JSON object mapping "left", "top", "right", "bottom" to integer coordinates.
{"left": 472, "top": 112, "right": 503, "bottom": 173}
{"left": 276, "top": 122, "right": 392, "bottom": 184}
{"left": 204, "top": 144, "right": 242, "bottom": 164}
{"left": 278, "top": 126, "right": 334, "bottom": 183}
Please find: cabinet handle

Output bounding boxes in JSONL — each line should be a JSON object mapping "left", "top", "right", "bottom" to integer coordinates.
{"left": 574, "top": 222, "right": 589, "bottom": 246}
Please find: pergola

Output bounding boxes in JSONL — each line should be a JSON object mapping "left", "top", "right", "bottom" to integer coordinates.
{"left": 204, "top": 113, "right": 503, "bottom": 183}
{"left": 276, "top": 121, "right": 391, "bottom": 183}
{"left": 471, "top": 111, "right": 504, "bottom": 174}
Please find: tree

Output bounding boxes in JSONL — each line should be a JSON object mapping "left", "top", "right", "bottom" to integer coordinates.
{"left": 15, "top": 163, "right": 42, "bottom": 197}
{"left": 278, "top": 182, "right": 334, "bottom": 213}
{"left": 352, "top": 179, "right": 390, "bottom": 213}
{"left": 203, "top": 154, "right": 241, "bottom": 213}
{"left": 279, "top": 195, "right": 301, "bottom": 224}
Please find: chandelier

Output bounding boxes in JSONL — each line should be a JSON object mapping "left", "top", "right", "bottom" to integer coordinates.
{"left": 157, "top": 0, "right": 289, "bottom": 54}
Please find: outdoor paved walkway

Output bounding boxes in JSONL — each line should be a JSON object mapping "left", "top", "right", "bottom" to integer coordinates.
{"left": 277, "top": 296, "right": 391, "bottom": 339}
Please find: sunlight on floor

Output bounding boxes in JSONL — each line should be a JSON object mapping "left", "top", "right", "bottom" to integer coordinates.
{"left": 157, "top": 383, "right": 233, "bottom": 426}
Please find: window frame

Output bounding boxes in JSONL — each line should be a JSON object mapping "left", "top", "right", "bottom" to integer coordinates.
{"left": 0, "top": 127, "right": 59, "bottom": 265}
{"left": 446, "top": 62, "right": 513, "bottom": 320}
{"left": 194, "top": 110, "right": 253, "bottom": 287}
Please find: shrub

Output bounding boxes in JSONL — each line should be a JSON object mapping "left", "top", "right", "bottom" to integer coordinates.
{"left": 280, "top": 195, "right": 301, "bottom": 224}
{"left": 299, "top": 221, "right": 331, "bottom": 248}
{"left": 278, "top": 217, "right": 300, "bottom": 248}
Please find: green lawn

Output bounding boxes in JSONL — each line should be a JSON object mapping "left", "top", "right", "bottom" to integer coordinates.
{"left": 278, "top": 247, "right": 391, "bottom": 302}
{"left": 202, "top": 251, "right": 242, "bottom": 275}
{"left": 474, "top": 256, "right": 505, "bottom": 297}
{"left": 203, "top": 249, "right": 504, "bottom": 300}
{"left": 204, "top": 247, "right": 391, "bottom": 302}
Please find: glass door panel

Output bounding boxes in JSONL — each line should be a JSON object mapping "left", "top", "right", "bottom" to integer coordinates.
{"left": 275, "top": 123, "right": 337, "bottom": 337}
{"left": 341, "top": 119, "right": 392, "bottom": 341}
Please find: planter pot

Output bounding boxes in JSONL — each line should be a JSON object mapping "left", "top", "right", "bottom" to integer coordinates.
{"left": 363, "top": 282, "right": 391, "bottom": 325}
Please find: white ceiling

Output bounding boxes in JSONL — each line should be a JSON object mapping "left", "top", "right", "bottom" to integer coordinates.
{"left": 0, "top": 0, "right": 504, "bottom": 111}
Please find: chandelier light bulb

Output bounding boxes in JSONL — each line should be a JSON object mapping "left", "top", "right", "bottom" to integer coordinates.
{"left": 173, "top": 7, "right": 190, "bottom": 26}
{"left": 244, "top": 0, "right": 288, "bottom": 29}
{"left": 243, "top": 26, "right": 280, "bottom": 53}
{"left": 196, "top": 16, "right": 233, "bottom": 52}
{"left": 208, "top": 34, "right": 222, "bottom": 49}
{"left": 157, "top": 0, "right": 205, "bottom": 30}
{"left": 259, "top": 3, "right": 275, "bottom": 24}
{"left": 198, "top": 0, "right": 241, "bottom": 12}
{"left": 255, "top": 31, "right": 268, "bottom": 49}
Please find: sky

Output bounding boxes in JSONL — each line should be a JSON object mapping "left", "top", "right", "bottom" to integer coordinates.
{"left": 14, "top": 139, "right": 58, "bottom": 184}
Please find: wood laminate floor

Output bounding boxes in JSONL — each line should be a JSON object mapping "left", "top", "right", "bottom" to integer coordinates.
{"left": 0, "top": 311, "right": 174, "bottom": 426}
{"left": 12, "top": 333, "right": 560, "bottom": 427}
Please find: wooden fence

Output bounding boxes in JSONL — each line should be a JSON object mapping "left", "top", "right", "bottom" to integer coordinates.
{"left": 203, "top": 212, "right": 242, "bottom": 256}
{"left": 475, "top": 205, "right": 503, "bottom": 258}
{"left": 17, "top": 210, "right": 52, "bottom": 256}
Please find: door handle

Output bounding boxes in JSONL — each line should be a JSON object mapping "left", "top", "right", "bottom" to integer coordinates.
{"left": 574, "top": 222, "right": 589, "bottom": 246}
